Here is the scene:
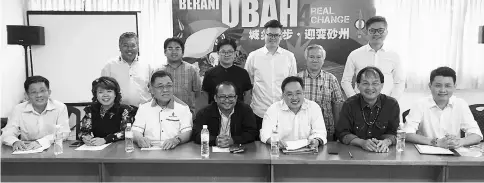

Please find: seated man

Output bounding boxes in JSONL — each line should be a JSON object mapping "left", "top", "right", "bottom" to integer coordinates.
{"left": 260, "top": 76, "right": 327, "bottom": 149}
{"left": 335, "top": 67, "right": 399, "bottom": 153}
{"left": 193, "top": 81, "right": 258, "bottom": 147}
{"left": 403, "top": 67, "right": 483, "bottom": 148}
{"left": 2, "top": 76, "right": 70, "bottom": 151}
{"left": 132, "top": 70, "right": 192, "bottom": 150}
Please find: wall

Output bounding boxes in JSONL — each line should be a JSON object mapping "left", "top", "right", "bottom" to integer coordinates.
{"left": 1, "top": 0, "right": 28, "bottom": 117}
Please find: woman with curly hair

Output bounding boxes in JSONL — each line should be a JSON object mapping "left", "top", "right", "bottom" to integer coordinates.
{"left": 78, "top": 77, "right": 137, "bottom": 146}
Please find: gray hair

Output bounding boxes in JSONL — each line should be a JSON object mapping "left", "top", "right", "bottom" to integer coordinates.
{"left": 304, "top": 44, "right": 326, "bottom": 60}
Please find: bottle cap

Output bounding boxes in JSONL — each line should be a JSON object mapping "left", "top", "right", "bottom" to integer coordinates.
{"left": 127, "top": 123, "right": 132, "bottom": 127}
{"left": 203, "top": 125, "right": 207, "bottom": 129}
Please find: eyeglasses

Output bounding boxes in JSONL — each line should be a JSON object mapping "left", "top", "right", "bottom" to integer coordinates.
{"left": 266, "top": 33, "right": 281, "bottom": 38}
{"left": 167, "top": 47, "right": 182, "bottom": 51}
{"left": 219, "top": 51, "right": 235, "bottom": 55}
{"left": 121, "top": 44, "right": 137, "bottom": 49}
{"left": 28, "top": 89, "right": 48, "bottom": 96}
{"left": 153, "top": 84, "right": 173, "bottom": 90}
{"left": 217, "top": 95, "right": 236, "bottom": 101}
{"left": 368, "top": 28, "right": 386, "bottom": 35}
{"left": 360, "top": 82, "right": 382, "bottom": 88}
{"left": 284, "top": 92, "right": 303, "bottom": 99}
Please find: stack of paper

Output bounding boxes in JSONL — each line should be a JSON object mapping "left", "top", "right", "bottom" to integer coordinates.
{"left": 12, "top": 144, "right": 50, "bottom": 155}
{"left": 75, "top": 143, "right": 111, "bottom": 151}
{"left": 414, "top": 144, "right": 454, "bottom": 155}
{"left": 212, "top": 146, "right": 230, "bottom": 153}
{"left": 282, "top": 139, "right": 317, "bottom": 154}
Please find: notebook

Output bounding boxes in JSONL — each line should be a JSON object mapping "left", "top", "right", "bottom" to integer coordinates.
{"left": 414, "top": 144, "right": 455, "bottom": 155}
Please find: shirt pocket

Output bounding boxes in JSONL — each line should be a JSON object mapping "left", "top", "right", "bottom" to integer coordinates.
{"left": 354, "top": 121, "right": 367, "bottom": 137}
{"left": 375, "top": 120, "right": 389, "bottom": 131}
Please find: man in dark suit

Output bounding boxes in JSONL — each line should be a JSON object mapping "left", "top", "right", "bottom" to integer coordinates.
{"left": 192, "top": 81, "right": 258, "bottom": 147}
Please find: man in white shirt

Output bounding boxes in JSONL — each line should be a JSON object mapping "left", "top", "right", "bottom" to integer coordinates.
{"left": 101, "top": 32, "right": 152, "bottom": 107}
{"left": 260, "top": 76, "right": 327, "bottom": 149}
{"left": 2, "top": 76, "right": 70, "bottom": 151}
{"left": 403, "top": 67, "right": 483, "bottom": 149}
{"left": 132, "top": 70, "right": 192, "bottom": 150}
{"left": 341, "top": 16, "right": 405, "bottom": 100}
{"left": 245, "top": 20, "right": 297, "bottom": 133}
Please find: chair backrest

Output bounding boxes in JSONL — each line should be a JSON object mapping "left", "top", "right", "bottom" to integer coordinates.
{"left": 66, "top": 105, "right": 82, "bottom": 140}
{"left": 1, "top": 118, "right": 7, "bottom": 129}
{"left": 469, "top": 104, "right": 484, "bottom": 141}
{"left": 402, "top": 109, "right": 410, "bottom": 123}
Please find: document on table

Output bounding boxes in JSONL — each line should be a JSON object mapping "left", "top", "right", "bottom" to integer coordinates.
{"left": 414, "top": 144, "right": 454, "bottom": 155}
{"left": 75, "top": 143, "right": 111, "bottom": 151}
{"left": 455, "top": 147, "right": 483, "bottom": 157}
{"left": 285, "top": 139, "right": 309, "bottom": 150}
{"left": 141, "top": 146, "right": 162, "bottom": 151}
{"left": 12, "top": 144, "right": 51, "bottom": 155}
{"left": 212, "top": 146, "right": 230, "bottom": 153}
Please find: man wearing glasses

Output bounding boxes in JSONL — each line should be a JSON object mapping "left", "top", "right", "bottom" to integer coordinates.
{"left": 101, "top": 32, "right": 152, "bottom": 107}
{"left": 132, "top": 71, "right": 192, "bottom": 150}
{"left": 260, "top": 76, "right": 327, "bottom": 149}
{"left": 341, "top": 16, "right": 405, "bottom": 100}
{"left": 336, "top": 67, "right": 400, "bottom": 153}
{"left": 244, "top": 20, "right": 297, "bottom": 135}
{"left": 193, "top": 82, "right": 258, "bottom": 147}
{"left": 154, "top": 37, "right": 201, "bottom": 114}
{"left": 202, "top": 38, "right": 252, "bottom": 105}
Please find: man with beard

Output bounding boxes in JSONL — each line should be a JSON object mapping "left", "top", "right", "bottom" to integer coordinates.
{"left": 244, "top": 20, "right": 297, "bottom": 134}
{"left": 341, "top": 16, "right": 405, "bottom": 100}
{"left": 101, "top": 32, "right": 152, "bottom": 107}
{"left": 155, "top": 37, "right": 201, "bottom": 113}
{"left": 132, "top": 71, "right": 192, "bottom": 150}
{"left": 297, "top": 44, "right": 345, "bottom": 141}
{"left": 403, "top": 67, "right": 482, "bottom": 148}
{"left": 2, "top": 76, "right": 70, "bottom": 151}
{"left": 260, "top": 76, "right": 327, "bottom": 149}
{"left": 336, "top": 67, "right": 400, "bottom": 153}
{"left": 193, "top": 81, "right": 257, "bottom": 147}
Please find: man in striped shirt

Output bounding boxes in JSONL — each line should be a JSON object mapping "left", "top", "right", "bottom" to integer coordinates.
{"left": 297, "top": 44, "right": 345, "bottom": 141}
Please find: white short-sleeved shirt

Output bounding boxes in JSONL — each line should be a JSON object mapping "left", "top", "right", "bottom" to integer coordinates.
{"left": 244, "top": 46, "right": 297, "bottom": 118}
{"left": 341, "top": 44, "right": 405, "bottom": 100}
{"left": 403, "top": 96, "right": 483, "bottom": 139}
{"left": 260, "top": 99, "right": 327, "bottom": 144}
{"left": 1, "top": 99, "right": 71, "bottom": 147}
{"left": 132, "top": 97, "right": 192, "bottom": 142}
{"left": 101, "top": 56, "right": 152, "bottom": 106}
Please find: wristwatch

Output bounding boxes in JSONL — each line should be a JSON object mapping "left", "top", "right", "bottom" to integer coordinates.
{"left": 175, "top": 136, "right": 182, "bottom": 144}
{"left": 430, "top": 138, "right": 438, "bottom": 146}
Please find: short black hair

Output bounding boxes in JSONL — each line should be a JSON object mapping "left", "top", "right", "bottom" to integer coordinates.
{"left": 215, "top": 81, "right": 237, "bottom": 95}
{"left": 163, "top": 37, "right": 185, "bottom": 53}
{"left": 150, "top": 70, "right": 173, "bottom": 85}
{"left": 217, "top": 38, "right": 237, "bottom": 51}
{"left": 24, "top": 75, "right": 50, "bottom": 92}
{"left": 365, "top": 16, "right": 388, "bottom": 29}
{"left": 264, "top": 19, "right": 283, "bottom": 30}
{"left": 119, "top": 32, "right": 138, "bottom": 45}
{"left": 91, "top": 77, "right": 122, "bottom": 104}
{"left": 281, "top": 76, "right": 304, "bottom": 92}
{"left": 430, "top": 66, "right": 456, "bottom": 84}
{"left": 356, "top": 66, "right": 384, "bottom": 83}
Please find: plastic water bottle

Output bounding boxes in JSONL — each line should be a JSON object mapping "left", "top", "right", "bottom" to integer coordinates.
{"left": 270, "top": 130, "right": 280, "bottom": 158}
{"left": 54, "top": 125, "right": 63, "bottom": 155}
{"left": 125, "top": 123, "right": 134, "bottom": 152}
{"left": 201, "top": 125, "right": 210, "bottom": 158}
{"left": 396, "top": 128, "right": 406, "bottom": 152}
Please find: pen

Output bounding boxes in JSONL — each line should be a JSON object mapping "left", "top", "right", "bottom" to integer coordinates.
{"left": 348, "top": 151, "right": 353, "bottom": 158}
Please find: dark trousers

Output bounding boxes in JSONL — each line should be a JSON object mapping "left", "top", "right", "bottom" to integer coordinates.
{"left": 255, "top": 115, "right": 263, "bottom": 141}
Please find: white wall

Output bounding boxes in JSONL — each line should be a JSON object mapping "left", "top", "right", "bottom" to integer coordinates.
{"left": 1, "top": 0, "right": 28, "bottom": 117}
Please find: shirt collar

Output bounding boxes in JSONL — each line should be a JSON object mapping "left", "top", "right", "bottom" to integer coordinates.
{"left": 218, "top": 108, "right": 235, "bottom": 118}
{"left": 304, "top": 69, "right": 322, "bottom": 79}
{"left": 262, "top": 46, "right": 282, "bottom": 55}
{"left": 359, "top": 94, "right": 382, "bottom": 110}
{"left": 150, "top": 97, "right": 175, "bottom": 109}
{"left": 119, "top": 55, "right": 139, "bottom": 64}
{"left": 364, "top": 44, "right": 387, "bottom": 52}
{"left": 428, "top": 95, "right": 456, "bottom": 109}
{"left": 23, "top": 98, "right": 56, "bottom": 113}
{"left": 281, "top": 98, "right": 309, "bottom": 111}
{"left": 164, "top": 60, "right": 185, "bottom": 69}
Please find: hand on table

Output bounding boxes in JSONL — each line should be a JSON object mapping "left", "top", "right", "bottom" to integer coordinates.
{"left": 135, "top": 137, "right": 151, "bottom": 148}
{"left": 216, "top": 136, "right": 234, "bottom": 148}
{"left": 89, "top": 138, "right": 106, "bottom": 146}
{"left": 374, "top": 138, "right": 391, "bottom": 153}
{"left": 161, "top": 138, "right": 179, "bottom": 150}
{"left": 360, "top": 139, "right": 378, "bottom": 152}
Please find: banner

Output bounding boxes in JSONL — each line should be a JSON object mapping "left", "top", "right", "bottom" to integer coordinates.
{"left": 173, "top": 0, "right": 375, "bottom": 81}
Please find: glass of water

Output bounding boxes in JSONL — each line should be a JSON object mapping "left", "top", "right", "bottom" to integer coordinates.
{"left": 396, "top": 130, "right": 406, "bottom": 152}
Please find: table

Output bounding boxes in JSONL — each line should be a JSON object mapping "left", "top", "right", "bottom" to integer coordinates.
{"left": 2, "top": 141, "right": 484, "bottom": 182}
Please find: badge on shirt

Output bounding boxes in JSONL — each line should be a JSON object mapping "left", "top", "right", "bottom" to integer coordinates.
{"left": 166, "top": 112, "right": 179, "bottom": 122}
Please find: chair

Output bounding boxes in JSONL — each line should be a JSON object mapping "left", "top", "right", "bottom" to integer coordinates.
{"left": 469, "top": 104, "right": 484, "bottom": 142}
{"left": 1, "top": 118, "right": 7, "bottom": 129}
{"left": 66, "top": 105, "right": 82, "bottom": 140}
{"left": 402, "top": 109, "right": 410, "bottom": 123}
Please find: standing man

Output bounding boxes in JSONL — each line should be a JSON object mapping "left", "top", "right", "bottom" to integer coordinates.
{"left": 155, "top": 37, "right": 201, "bottom": 113}
{"left": 202, "top": 38, "right": 252, "bottom": 105}
{"left": 297, "top": 44, "right": 345, "bottom": 141}
{"left": 341, "top": 16, "right": 405, "bottom": 100}
{"left": 245, "top": 19, "right": 297, "bottom": 132}
{"left": 101, "top": 32, "right": 152, "bottom": 107}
